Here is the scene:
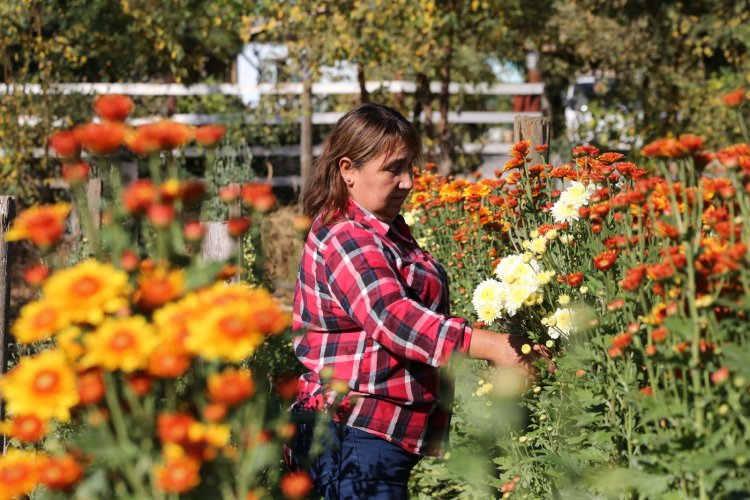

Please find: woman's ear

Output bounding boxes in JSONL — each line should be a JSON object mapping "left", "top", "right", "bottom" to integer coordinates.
{"left": 339, "top": 157, "right": 355, "bottom": 187}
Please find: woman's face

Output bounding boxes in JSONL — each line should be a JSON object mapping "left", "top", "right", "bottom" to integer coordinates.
{"left": 340, "top": 145, "right": 414, "bottom": 223}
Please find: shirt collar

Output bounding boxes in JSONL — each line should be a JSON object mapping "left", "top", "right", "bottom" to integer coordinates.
{"left": 345, "top": 198, "right": 406, "bottom": 237}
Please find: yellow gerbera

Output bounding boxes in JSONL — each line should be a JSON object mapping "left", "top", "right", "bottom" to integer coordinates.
{"left": 185, "top": 302, "right": 266, "bottom": 362}
{"left": 82, "top": 316, "right": 158, "bottom": 372}
{"left": 11, "top": 299, "right": 70, "bottom": 344}
{"left": 0, "top": 349, "right": 79, "bottom": 422}
{"left": 42, "top": 260, "right": 131, "bottom": 325}
{"left": 4, "top": 202, "right": 71, "bottom": 248}
{"left": 153, "top": 294, "right": 199, "bottom": 352}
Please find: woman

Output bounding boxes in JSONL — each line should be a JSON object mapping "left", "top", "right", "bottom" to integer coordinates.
{"left": 288, "top": 103, "right": 551, "bottom": 499}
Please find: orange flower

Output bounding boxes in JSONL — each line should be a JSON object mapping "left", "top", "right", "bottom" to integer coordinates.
{"left": 566, "top": 272, "right": 583, "bottom": 287}
{"left": 640, "top": 138, "right": 688, "bottom": 159}
{"left": 722, "top": 88, "right": 745, "bottom": 108}
{"left": 203, "top": 403, "right": 228, "bottom": 423}
{"left": 157, "top": 412, "right": 196, "bottom": 444}
{"left": 592, "top": 250, "right": 618, "bottom": 271}
{"left": 651, "top": 327, "right": 668, "bottom": 343}
{"left": 148, "top": 204, "right": 176, "bottom": 228}
{"left": 207, "top": 368, "right": 256, "bottom": 406}
{"left": 123, "top": 179, "right": 157, "bottom": 214}
{"left": 74, "top": 122, "right": 125, "bottom": 155}
{"left": 126, "top": 372, "right": 153, "bottom": 396}
{"left": 572, "top": 145, "right": 599, "bottom": 158}
{"left": 280, "top": 471, "right": 314, "bottom": 499}
{"left": 82, "top": 316, "right": 158, "bottom": 373}
{"left": 678, "top": 134, "right": 704, "bottom": 153}
{"left": 611, "top": 332, "right": 632, "bottom": 350}
{"left": 3, "top": 414, "right": 48, "bottom": 443}
{"left": 155, "top": 456, "right": 201, "bottom": 493}
{"left": 148, "top": 347, "right": 191, "bottom": 378}
{"left": 38, "top": 454, "right": 83, "bottom": 490}
{"left": 94, "top": 94, "right": 134, "bottom": 122}
{"left": 194, "top": 124, "right": 226, "bottom": 147}
{"left": 241, "top": 182, "right": 276, "bottom": 212}
{"left": 134, "top": 267, "right": 184, "bottom": 311}
{"left": 0, "top": 449, "right": 41, "bottom": 499}
{"left": 227, "top": 217, "right": 252, "bottom": 238}
{"left": 48, "top": 130, "right": 80, "bottom": 158}
{"left": 710, "top": 367, "right": 729, "bottom": 385}
{"left": 23, "top": 264, "right": 49, "bottom": 286}
{"left": 76, "top": 369, "right": 106, "bottom": 405}
{"left": 4, "top": 203, "right": 71, "bottom": 248}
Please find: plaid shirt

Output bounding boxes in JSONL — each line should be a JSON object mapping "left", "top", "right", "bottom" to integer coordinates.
{"left": 292, "top": 198, "right": 472, "bottom": 456}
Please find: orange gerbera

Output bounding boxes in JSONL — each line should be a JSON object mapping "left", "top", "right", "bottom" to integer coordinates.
{"left": 157, "top": 412, "right": 196, "bottom": 444}
{"left": 82, "top": 316, "right": 158, "bottom": 372}
{"left": 93, "top": 94, "right": 134, "bottom": 122}
{"left": 133, "top": 267, "right": 185, "bottom": 311}
{"left": 207, "top": 368, "right": 256, "bottom": 406}
{"left": 132, "top": 120, "right": 193, "bottom": 151}
{"left": 4, "top": 203, "right": 71, "bottom": 248}
{"left": 123, "top": 179, "right": 157, "bottom": 214}
{"left": 241, "top": 182, "right": 276, "bottom": 212}
{"left": 280, "top": 471, "right": 314, "bottom": 499}
{"left": 11, "top": 299, "right": 69, "bottom": 344}
{"left": 0, "top": 349, "right": 79, "bottom": 422}
{"left": 0, "top": 449, "right": 41, "bottom": 499}
{"left": 0, "top": 414, "right": 48, "bottom": 443}
{"left": 640, "top": 138, "right": 688, "bottom": 159}
{"left": 42, "top": 260, "right": 130, "bottom": 325}
{"left": 61, "top": 161, "right": 91, "bottom": 185}
{"left": 74, "top": 122, "right": 125, "bottom": 155}
{"left": 154, "top": 455, "right": 201, "bottom": 493}
{"left": 48, "top": 130, "right": 80, "bottom": 158}
{"left": 76, "top": 368, "right": 106, "bottom": 405}
{"left": 38, "top": 454, "right": 83, "bottom": 491}
{"left": 194, "top": 124, "right": 226, "bottom": 147}
{"left": 153, "top": 298, "right": 196, "bottom": 352}
{"left": 148, "top": 347, "right": 192, "bottom": 378}
{"left": 722, "top": 88, "right": 745, "bottom": 108}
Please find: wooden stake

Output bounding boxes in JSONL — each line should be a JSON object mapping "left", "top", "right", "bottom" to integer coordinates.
{"left": 0, "top": 196, "right": 17, "bottom": 452}
{"left": 513, "top": 115, "right": 551, "bottom": 165}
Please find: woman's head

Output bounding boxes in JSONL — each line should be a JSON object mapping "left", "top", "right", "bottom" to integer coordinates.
{"left": 302, "top": 103, "right": 421, "bottom": 223}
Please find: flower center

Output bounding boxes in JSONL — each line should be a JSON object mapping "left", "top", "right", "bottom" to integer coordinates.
{"left": 218, "top": 317, "right": 246, "bottom": 338}
{"left": 34, "top": 370, "right": 60, "bottom": 393}
{"left": 32, "top": 308, "right": 57, "bottom": 329}
{"left": 72, "top": 276, "right": 101, "bottom": 297}
{"left": 110, "top": 331, "right": 135, "bottom": 351}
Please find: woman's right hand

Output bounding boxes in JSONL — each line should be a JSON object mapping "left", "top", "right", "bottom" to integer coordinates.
{"left": 468, "top": 329, "right": 555, "bottom": 380}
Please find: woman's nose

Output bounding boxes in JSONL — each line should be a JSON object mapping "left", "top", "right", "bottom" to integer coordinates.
{"left": 399, "top": 171, "right": 413, "bottom": 190}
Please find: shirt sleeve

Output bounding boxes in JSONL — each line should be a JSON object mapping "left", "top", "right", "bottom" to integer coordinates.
{"left": 324, "top": 225, "right": 470, "bottom": 367}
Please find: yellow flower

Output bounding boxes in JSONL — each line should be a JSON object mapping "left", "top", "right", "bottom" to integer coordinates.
{"left": 4, "top": 202, "right": 71, "bottom": 248}
{"left": 42, "top": 260, "right": 130, "bottom": 325}
{"left": 82, "top": 316, "right": 158, "bottom": 372}
{"left": 11, "top": 300, "right": 69, "bottom": 344}
{"left": 56, "top": 326, "right": 85, "bottom": 364}
{"left": 0, "top": 349, "right": 79, "bottom": 422}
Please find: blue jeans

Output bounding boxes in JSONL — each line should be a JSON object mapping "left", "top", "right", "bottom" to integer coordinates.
{"left": 287, "top": 420, "right": 422, "bottom": 499}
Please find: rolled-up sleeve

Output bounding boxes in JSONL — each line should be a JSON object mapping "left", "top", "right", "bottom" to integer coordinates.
{"left": 324, "top": 228, "right": 469, "bottom": 367}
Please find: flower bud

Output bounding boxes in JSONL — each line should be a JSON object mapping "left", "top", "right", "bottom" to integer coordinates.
{"left": 148, "top": 204, "right": 175, "bottom": 228}
{"left": 227, "top": 217, "right": 252, "bottom": 238}
{"left": 183, "top": 221, "right": 205, "bottom": 242}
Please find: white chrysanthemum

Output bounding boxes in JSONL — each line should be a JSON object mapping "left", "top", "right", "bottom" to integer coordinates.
{"left": 402, "top": 210, "right": 417, "bottom": 226}
{"left": 502, "top": 281, "right": 538, "bottom": 317}
{"left": 495, "top": 254, "right": 541, "bottom": 285}
{"left": 547, "top": 308, "right": 577, "bottom": 339}
{"left": 475, "top": 302, "right": 503, "bottom": 324}
{"left": 559, "top": 181, "right": 591, "bottom": 207}
{"left": 473, "top": 278, "right": 504, "bottom": 308}
{"left": 550, "top": 199, "right": 580, "bottom": 224}
{"left": 559, "top": 234, "right": 574, "bottom": 244}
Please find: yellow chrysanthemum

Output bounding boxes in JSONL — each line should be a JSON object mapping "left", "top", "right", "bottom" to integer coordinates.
{"left": 82, "top": 316, "right": 158, "bottom": 372}
{"left": 153, "top": 294, "right": 199, "bottom": 352}
{"left": 0, "top": 349, "right": 79, "bottom": 422}
{"left": 42, "top": 260, "right": 131, "bottom": 325}
{"left": 11, "top": 300, "right": 70, "bottom": 344}
{"left": 0, "top": 448, "right": 42, "bottom": 500}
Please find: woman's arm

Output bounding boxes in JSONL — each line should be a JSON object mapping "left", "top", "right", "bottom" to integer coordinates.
{"left": 468, "top": 328, "right": 554, "bottom": 379}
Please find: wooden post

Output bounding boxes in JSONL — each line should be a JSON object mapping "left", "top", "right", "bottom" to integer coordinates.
{"left": 201, "top": 221, "right": 239, "bottom": 283}
{"left": 300, "top": 73, "right": 313, "bottom": 195}
{"left": 513, "top": 115, "right": 551, "bottom": 165}
{"left": 0, "top": 196, "right": 16, "bottom": 451}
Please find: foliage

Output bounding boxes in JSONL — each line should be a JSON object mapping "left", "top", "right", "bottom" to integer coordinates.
{"left": 407, "top": 93, "right": 750, "bottom": 498}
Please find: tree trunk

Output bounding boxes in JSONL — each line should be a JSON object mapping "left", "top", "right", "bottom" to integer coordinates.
{"left": 300, "top": 73, "right": 314, "bottom": 193}
{"left": 437, "top": 37, "right": 453, "bottom": 175}
{"left": 357, "top": 62, "right": 369, "bottom": 104}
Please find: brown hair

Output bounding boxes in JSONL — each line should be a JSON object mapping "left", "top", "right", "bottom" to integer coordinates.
{"left": 302, "top": 103, "right": 421, "bottom": 222}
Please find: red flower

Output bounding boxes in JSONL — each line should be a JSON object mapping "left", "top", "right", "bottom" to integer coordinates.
{"left": 593, "top": 250, "right": 618, "bottom": 271}
{"left": 710, "top": 367, "right": 730, "bottom": 385}
{"left": 77, "top": 369, "right": 106, "bottom": 405}
{"left": 74, "top": 122, "right": 125, "bottom": 155}
{"left": 120, "top": 250, "right": 139, "bottom": 271}
{"left": 48, "top": 130, "right": 80, "bottom": 158}
{"left": 572, "top": 145, "right": 600, "bottom": 158}
{"left": 94, "top": 94, "right": 134, "bottom": 122}
{"left": 241, "top": 182, "right": 276, "bottom": 212}
{"left": 678, "top": 134, "right": 704, "bottom": 153}
{"left": 640, "top": 138, "right": 688, "bottom": 159}
{"left": 722, "top": 88, "right": 745, "bottom": 108}
{"left": 611, "top": 332, "right": 632, "bottom": 349}
{"left": 227, "top": 217, "right": 252, "bottom": 238}
{"left": 148, "top": 204, "right": 175, "bottom": 228}
{"left": 194, "top": 124, "right": 226, "bottom": 147}
{"left": 639, "top": 387, "right": 654, "bottom": 396}
{"left": 123, "top": 179, "right": 156, "bottom": 214}
{"left": 597, "top": 152, "right": 625, "bottom": 164}
{"left": 183, "top": 221, "right": 205, "bottom": 242}
{"left": 23, "top": 264, "right": 50, "bottom": 286}
{"left": 534, "top": 144, "right": 549, "bottom": 153}
{"left": 651, "top": 327, "right": 668, "bottom": 343}
{"left": 219, "top": 184, "right": 241, "bottom": 203}
{"left": 39, "top": 455, "right": 83, "bottom": 490}
{"left": 61, "top": 161, "right": 91, "bottom": 185}
{"left": 566, "top": 272, "right": 584, "bottom": 287}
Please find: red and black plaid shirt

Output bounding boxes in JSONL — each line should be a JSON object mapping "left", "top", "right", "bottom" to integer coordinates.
{"left": 292, "top": 198, "right": 472, "bottom": 456}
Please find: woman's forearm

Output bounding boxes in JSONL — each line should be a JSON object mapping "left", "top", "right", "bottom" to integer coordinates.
{"left": 468, "top": 328, "right": 554, "bottom": 376}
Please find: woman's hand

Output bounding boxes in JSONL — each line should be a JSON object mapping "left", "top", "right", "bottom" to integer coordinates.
{"left": 468, "top": 328, "right": 555, "bottom": 381}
